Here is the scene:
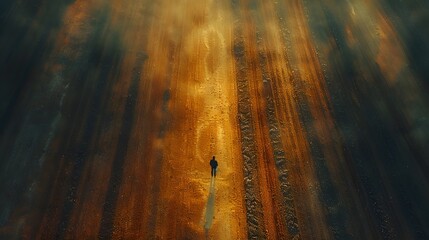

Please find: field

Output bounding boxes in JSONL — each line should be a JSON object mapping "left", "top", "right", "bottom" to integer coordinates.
{"left": 1, "top": 0, "right": 429, "bottom": 239}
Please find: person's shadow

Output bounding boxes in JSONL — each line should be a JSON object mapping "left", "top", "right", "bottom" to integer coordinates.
{"left": 204, "top": 177, "right": 216, "bottom": 237}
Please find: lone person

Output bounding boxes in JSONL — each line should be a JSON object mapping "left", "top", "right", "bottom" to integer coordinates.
{"left": 210, "top": 156, "right": 218, "bottom": 177}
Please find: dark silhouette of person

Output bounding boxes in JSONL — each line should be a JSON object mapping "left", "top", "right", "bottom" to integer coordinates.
{"left": 210, "top": 156, "right": 218, "bottom": 177}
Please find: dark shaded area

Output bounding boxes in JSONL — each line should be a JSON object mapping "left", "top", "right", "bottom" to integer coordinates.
{"left": 0, "top": 0, "right": 74, "bottom": 134}
{"left": 54, "top": 27, "right": 125, "bottom": 239}
{"left": 204, "top": 177, "right": 216, "bottom": 232}
{"left": 98, "top": 52, "right": 146, "bottom": 239}
{"left": 0, "top": 1, "right": 126, "bottom": 238}
{"left": 0, "top": 0, "right": 75, "bottom": 229}
{"left": 383, "top": 0, "right": 429, "bottom": 88}
{"left": 303, "top": 0, "right": 429, "bottom": 238}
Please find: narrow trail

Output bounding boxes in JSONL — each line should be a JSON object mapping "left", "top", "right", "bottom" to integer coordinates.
{"left": 144, "top": 0, "right": 247, "bottom": 238}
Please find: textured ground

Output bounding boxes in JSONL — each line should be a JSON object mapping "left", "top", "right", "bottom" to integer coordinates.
{"left": 1, "top": 0, "right": 429, "bottom": 239}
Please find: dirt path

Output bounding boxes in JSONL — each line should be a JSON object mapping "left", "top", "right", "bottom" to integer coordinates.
{"left": 148, "top": 0, "right": 247, "bottom": 238}
{"left": 93, "top": 0, "right": 249, "bottom": 238}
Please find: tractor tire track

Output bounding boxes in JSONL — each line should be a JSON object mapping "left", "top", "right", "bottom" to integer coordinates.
{"left": 231, "top": 1, "right": 267, "bottom": 238}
